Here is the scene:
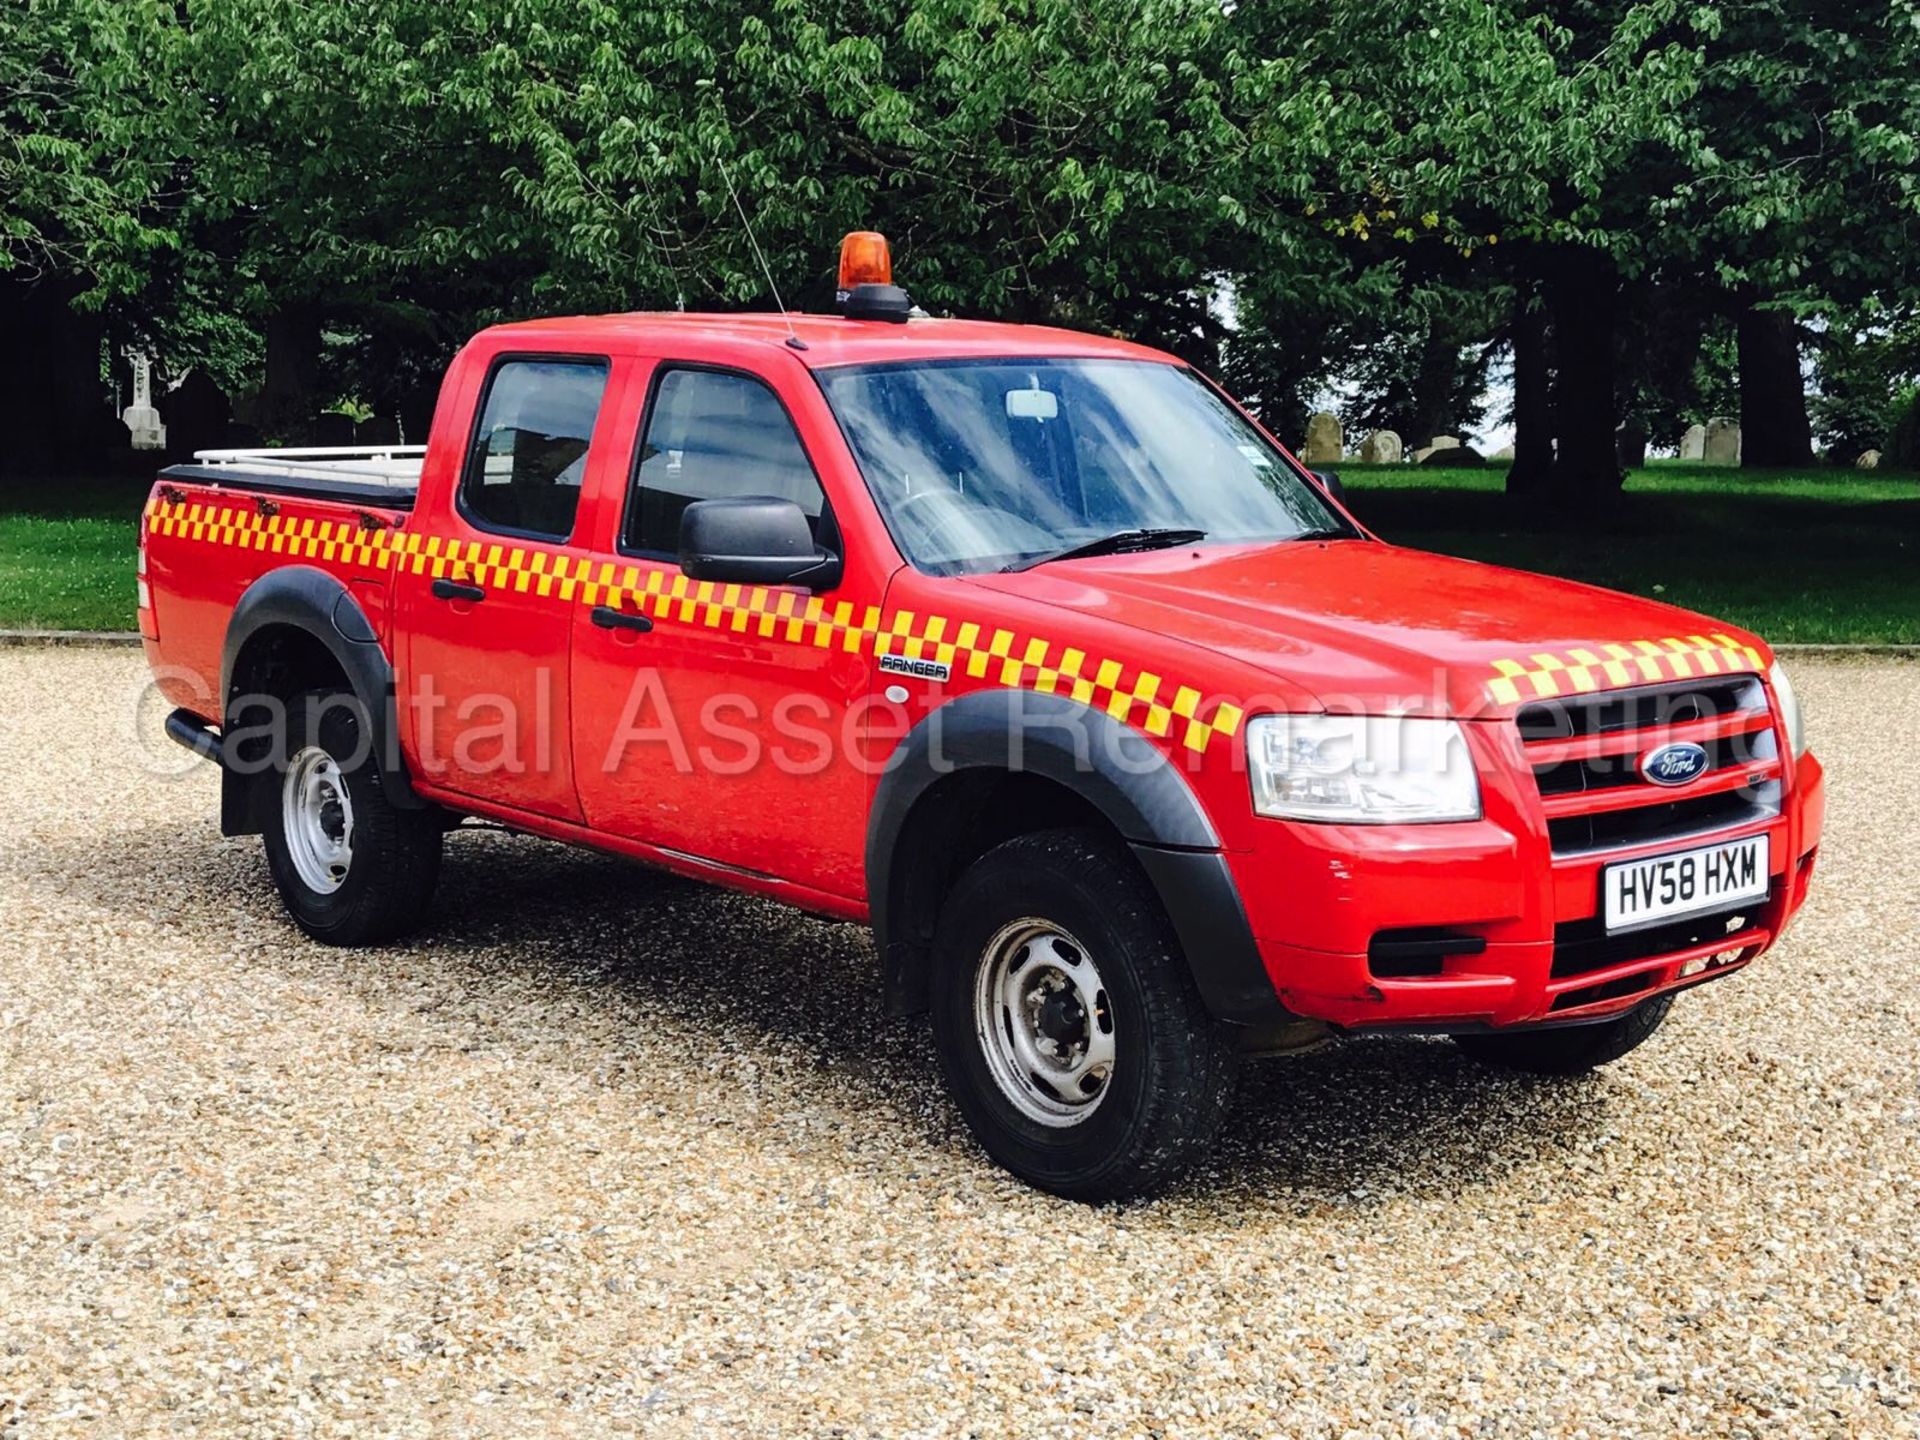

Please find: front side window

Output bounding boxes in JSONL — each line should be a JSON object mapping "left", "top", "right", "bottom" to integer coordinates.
{"left": 816, "top": 358, "right": 1352, "bottom": 575}
{"left": 460, "top": 358, "right": 610, "bottom": 540}
{"left": 625, "top": 368, "right": 826, "bottom": 555}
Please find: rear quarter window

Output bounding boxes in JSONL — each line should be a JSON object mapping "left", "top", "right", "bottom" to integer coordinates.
{"left": 460, "top": 358, "right": 611, "bottom": 541}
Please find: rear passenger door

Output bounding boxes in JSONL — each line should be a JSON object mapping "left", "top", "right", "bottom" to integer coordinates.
{"left": 569, "top": 362, "right": 880, "bottom": 899}
{"left": 400, "top": 354, "right": 618, "bottom": 820}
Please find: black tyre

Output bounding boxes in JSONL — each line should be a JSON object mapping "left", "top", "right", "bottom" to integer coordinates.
{"left": 1452, "top": 993, "right": 1674, "bottom": 1075}
{"left": 261, "top": 688, "right": 442, "bottom": 945}
{"left": 929, "top": 828, "right": 1239, "bottom": 1202}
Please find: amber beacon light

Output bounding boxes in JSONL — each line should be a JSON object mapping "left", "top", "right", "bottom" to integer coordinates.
{"left": 837, "top": 232, "right": 893, "bottom": 293}
{"left": 836, "top": 231, "right": 911, "bottom": 323}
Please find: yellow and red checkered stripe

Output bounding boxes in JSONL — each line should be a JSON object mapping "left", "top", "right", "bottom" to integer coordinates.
{"left": 145, "top": 497, "right": 1247, "bottom": 756}
{"left": 1484, "top": 634, "right": 1766, "bottom": 705}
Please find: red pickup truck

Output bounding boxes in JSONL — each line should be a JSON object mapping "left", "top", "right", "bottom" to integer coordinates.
{"left": 141, "top": 235, "right": 1824, "bottom": 1199}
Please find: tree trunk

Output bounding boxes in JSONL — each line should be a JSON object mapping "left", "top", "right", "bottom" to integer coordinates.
{"left": 1406, "top": 332, "right": 1461, "bottom": 451}
{"left": 1736, "top": 302, "right": 1813, "bottom": 468}
{"left": 0, "top": 279, "right": 114, "bottom": 482}
{"left": 257, "top": 302, "right": 323, "bottom": 442}
{"left": 1543, "top": 248, "right": 1623, "bottom": 508}
{"left": 1505, "top": 285, "right": 1554, "bottom": 498}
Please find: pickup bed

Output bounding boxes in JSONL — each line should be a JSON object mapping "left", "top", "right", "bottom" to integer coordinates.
{"left": 140, "top": 236, "right": 1824, "bottom": 1199}
{"left": 160, "top": 445, "right": 424, "bottom": 506}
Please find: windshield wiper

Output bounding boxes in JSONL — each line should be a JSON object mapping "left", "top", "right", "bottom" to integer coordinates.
{"left": 1002, "top": 527, "right": 1207, "bottom": 573}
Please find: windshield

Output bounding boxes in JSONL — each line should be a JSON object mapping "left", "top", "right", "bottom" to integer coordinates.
{"left": 816, "top": 358, "right": 1352, "bottom": 575}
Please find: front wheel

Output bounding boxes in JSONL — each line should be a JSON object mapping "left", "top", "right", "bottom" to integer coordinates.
{"left": 1452, "top": 993, "right": 1674, "bottom": 1075}
{"left": 262, "top": 689, "right": 442, "bottom": 945}
{"left": 929, "top": 829, "right": 1239, "bottom": 1202}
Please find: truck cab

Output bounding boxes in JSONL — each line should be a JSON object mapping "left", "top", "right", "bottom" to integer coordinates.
{"left": 140, "top": 235, "right": 1825, "bottom": 1199}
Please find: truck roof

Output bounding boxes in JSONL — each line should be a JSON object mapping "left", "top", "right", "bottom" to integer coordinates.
{"left": 477, "top": 312, "right": 1181, "bottom": 370}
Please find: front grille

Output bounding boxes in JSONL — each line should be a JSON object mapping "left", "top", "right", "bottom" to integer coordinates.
{"left": 1546, "top": 784, "right": 1781, "bottom": 853}
{"left": 1518, "top": 675, "right": 1782, "bottom": 857}
{"left": 1532, "top": 728, "right": 1770, "bottom": 798}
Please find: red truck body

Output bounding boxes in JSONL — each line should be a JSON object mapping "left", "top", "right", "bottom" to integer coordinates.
{"left": 140, "top": 310, "right": 1824, "bottom": 1041}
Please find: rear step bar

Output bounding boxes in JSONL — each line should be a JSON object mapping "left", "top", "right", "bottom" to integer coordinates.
{"left": 164, "top": 709, "right": 226, "bottom": 766}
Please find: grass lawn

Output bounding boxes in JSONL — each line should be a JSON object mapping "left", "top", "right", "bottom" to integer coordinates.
{"left": 0, "top": 475, "right": 143, "bottom": 632}
{"left": 1339, "top": 461, "right": 1920, "bottom": 646}
{"left": 0, "top": 462, "right": 1913, "bottom": 643}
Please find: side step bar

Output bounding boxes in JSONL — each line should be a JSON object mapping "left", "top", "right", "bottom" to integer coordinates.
{"left": 163, "top": 708, "right": 227, "bottom": 766}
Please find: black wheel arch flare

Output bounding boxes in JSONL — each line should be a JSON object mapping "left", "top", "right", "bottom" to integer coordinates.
{"left": 217, "top": 565, "right": 424, "bottom": 835}
{"left": 866, "top": 688, "right": 1284, "bottom": 1026}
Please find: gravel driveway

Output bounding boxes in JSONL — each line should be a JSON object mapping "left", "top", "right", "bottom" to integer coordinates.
{"left": 2, "top": 651, "right": 1914, "bottom": 1437}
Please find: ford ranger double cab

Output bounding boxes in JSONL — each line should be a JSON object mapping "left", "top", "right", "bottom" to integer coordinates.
{"left": 141, "top": 233, "right": 1824, "bottom": 1200}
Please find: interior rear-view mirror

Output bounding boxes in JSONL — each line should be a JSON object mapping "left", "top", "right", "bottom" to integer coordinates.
{"left": 1006, "top": 386, "right": 1059, "bottom": 421}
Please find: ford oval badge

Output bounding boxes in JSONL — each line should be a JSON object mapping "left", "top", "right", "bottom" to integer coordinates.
{"left": 1641, "top": 741, "right": 1710, "bottom": 787}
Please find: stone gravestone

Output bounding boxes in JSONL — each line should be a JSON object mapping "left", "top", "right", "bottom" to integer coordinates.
{"left": 160, "top": 369, "right": 231, "bottom": 463}
{"left": 1615, "top": 417, "right": 1649, "bottom": 468}
{"left": 1856, "top": 449, "right": 1882, "bottom": 470}
{"left": 1679, "top": 424, "right": 1706, "bottom": 460}
{"left": 313, "top": 411, "right": 356, "bottom": 447}
{"left": 1703, "top": 416, "right": 1740, "bottom": 465}
{"left": 1411, "top": 434, "right": 1460, "bottom": 463}
{"left": 121, "top": 353, "right": 166, "bottom": 450}
{"left": 1358, "top": 429, "right": 1402, "bottom": 463}
{"left": 1301, "top": 411, "right": 1343, "bottom": 465}
{"left": 357, "top": 414, "right": 401, "bottom": 446}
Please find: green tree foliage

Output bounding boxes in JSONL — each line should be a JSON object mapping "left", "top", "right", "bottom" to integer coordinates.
{"left": 467, "top": 0, "right": 1337, "bottom": 359}
{"left": 1232, "top": 0, "right": 1920, "bottom": 487}
{"left": 3, "top": 0, "right": 1917, "bottom": 486}
{"left": 1811, "top": 306, "right": 1920, "bottom": 460}
{"left": 1228, "top": 0, "right": 1707, "bottom": 498}
{"left": 0, "top": 0, "right": 184, "bottom": 302}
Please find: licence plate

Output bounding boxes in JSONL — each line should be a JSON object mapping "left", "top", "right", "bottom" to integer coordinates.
{"left": 1602, "top": 835, "right": 1770, "bottom": 933}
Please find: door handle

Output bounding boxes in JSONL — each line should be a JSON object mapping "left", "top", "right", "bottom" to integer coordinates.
{"left": 431, "top": 578, "right": 485, "bottom": 603}
{"left": 590, "top": 605, "right": 653, "bottom": 634}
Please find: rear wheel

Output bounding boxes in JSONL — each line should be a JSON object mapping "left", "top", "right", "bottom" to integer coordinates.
{"left": 929, "top": 829, "right": 1239, "bottom": 1202}
{"left": 262, "top": 689, "right": 442, "bottom": 945}
{"left": 1452, "top": 993, "right": 1674, "bottom": 1075}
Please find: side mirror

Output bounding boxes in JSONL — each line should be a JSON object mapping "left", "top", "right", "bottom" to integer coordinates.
{"left": 1309, "top": 468, "right": 1346, "bottom": 503}
{"left": 678, "top": 497, "right": 842, "bottom": 590}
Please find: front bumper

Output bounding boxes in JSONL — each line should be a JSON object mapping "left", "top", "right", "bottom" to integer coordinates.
{"left": 1232, "top": 744, "right": 1825, "bottom": 1031}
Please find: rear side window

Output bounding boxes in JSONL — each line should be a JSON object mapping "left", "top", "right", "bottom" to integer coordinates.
{"left": 461, "top": 358, "right": 610, "bottom": 540}
{"left": 625, "top": 368, "right": 825, "bottom": 555}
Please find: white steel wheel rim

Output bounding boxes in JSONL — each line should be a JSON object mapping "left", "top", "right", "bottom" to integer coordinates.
{"left": 973, "top": 918, "right": 1116, "bottom": 1128}
{"left": 282, "top": 745, "right": 355, "bottom": 895}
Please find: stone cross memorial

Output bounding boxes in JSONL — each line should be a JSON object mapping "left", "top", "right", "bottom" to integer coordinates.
{"left": 122, "top": 353, "right": 166, "bottom": 451}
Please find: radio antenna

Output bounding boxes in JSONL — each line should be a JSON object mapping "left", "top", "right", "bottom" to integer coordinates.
{"left": 716, "top": 153, "right": 807, "bottom": 351}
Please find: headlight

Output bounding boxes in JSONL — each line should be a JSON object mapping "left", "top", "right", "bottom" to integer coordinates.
{"left": 1246, "top": 714, "right": 1482, "bottom": 823}
{"left": 1767, "top": 660, "right": 1808, "bottom": 758}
